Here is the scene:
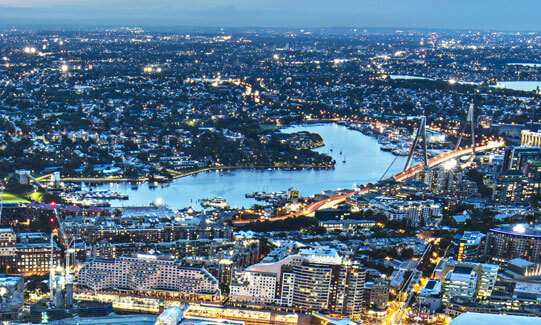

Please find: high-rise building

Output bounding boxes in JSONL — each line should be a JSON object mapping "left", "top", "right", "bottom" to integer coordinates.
{"left": 416, "top": 165, "right": 461, "bottom": 194}
{"left": 335, "top": 261, "right": 366, "bottom": 318}
{"left": 280, "top": 262, "right": 335, "bottom": 311}
{"left": 502, "top": 146, "right": 541, "bottom": 171}
{"left": 493, "top": 171, "right": 535, "bottom": 204}
{"left": 369, "top": 277, "right": 390, "bottom": 311}
{"left": 0, "top": 229, "right": 16, "bottom": 273}
{"left": 524, "top": 159, "right": 541, "bottom": 197}
{"left": 442, "top": 266, "right": 478, "bottom": 304}
{"left": 229, "top": 247, "right": 366, "bottom": 318}
{"left": 484, "top": 224, "right": 541, "bottom": 263}
{"left": 15, "top": 232, "right": 61, "bottom": 276}
{"left": 369, "top": 198, "right": 442, "bottom": 225}
{"left": 494, "top": 147, "right": 541, "bottom": 203}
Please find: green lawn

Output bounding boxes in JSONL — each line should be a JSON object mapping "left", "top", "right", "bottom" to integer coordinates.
{"left": 29, "top": 192, "right": 43, "bottom": 202}
{"left": 0, "top": 192, "right": 30, "bottom": 203}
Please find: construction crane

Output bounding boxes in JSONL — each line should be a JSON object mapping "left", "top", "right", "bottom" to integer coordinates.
{"left": 49, "top": 204, "right": 77, "bottom": 308}
{"left": 0, "top": 182, "right": 3, "bottom": 225}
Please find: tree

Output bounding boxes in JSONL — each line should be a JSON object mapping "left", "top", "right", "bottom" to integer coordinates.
{"left": 466, "top": 169, "right": 492, "bottom": 197}
{"left": 400, "top": 248, "right": 414, "bottom": 260}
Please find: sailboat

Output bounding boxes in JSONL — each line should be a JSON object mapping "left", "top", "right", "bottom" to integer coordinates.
{"left": 339, "top": 149, "right": 343, "bottom": 155}
{"left": 342, "top": 154, "right": 346, "bottom": 163}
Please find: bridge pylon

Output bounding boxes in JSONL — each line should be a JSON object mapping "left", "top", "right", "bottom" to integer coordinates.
{"left": 454, "top": 103, "right": 476, "bottom": 157}
{"left": 404, "top": 116, "right": 429, "bottom": 171}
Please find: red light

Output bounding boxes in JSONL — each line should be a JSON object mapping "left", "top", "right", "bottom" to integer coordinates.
{"left": 50, "top": 201, "right": 56, "bottom": 207}
{"left": 50, "top": 218, "right": 54, "bottom": 223}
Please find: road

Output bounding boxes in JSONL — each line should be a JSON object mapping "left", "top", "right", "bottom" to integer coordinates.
{"left": 384, "top": 244, "right": 432, "bottom": 325}
{"left": 392, "top": 141, "right": 504, "bottom": 182}
{"left": 233, "top": 141, "right": 504, "bottom": 225}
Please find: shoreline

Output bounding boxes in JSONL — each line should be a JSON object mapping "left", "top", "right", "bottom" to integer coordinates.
{"left": 167, "top": 164, "right": 334, "bottom": 180}
{"left": 61, "top": 163, "right": 335, "bottom": 184}
{"left": 62, "top": 123, "right": 335, "bottom": 185}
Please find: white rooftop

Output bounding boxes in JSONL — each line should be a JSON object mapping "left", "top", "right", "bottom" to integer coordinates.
{"left": 449, "top": 312, "right": 541, "bottom": 325}
{"left": 299, "top": 247, "right": 342, "bottom": 264}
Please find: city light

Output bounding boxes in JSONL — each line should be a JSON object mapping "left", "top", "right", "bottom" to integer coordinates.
{"left": 443, "top": 159, "right": 457, "bottom": 170}
{"left": 0, "top": 22, "right": 539, "bottom": 325}
{"left": 513, "top": 224, "right": 526, "bottom": 233}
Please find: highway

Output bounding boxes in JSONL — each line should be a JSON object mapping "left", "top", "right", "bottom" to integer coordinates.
{"left": 233, "top": 141, "right": 504, "bottom": 225}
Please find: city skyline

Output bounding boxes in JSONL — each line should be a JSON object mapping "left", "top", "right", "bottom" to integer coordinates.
{"left": 0, "top": 0, "right": 540, "bottom": 31}
{"left": 0, "top": 6, "right": 539, "bottom": 323}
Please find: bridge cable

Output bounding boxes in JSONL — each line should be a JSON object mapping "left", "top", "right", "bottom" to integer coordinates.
{"left": 380, "top": 155, "right": 399, "bottom": 181}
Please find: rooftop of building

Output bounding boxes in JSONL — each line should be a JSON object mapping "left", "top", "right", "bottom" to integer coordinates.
{"left": 449, "top": 312, "right": 541, "bottom": 325}
{"left": 298, "top": 246, "right": 342, "bottom": 265}
{"left": 418, "top": 279, "right": 441, "bottom": 296}
{"left": 490, "top": 223, "right": 541, "bottom": 237}
{"left": 16, "top": 232, "right": 49, "bottom": 242}
{"left": 0, "top": 275, "right": 23, "bottom": 287}
{"left": 508, "top": 258, "right": 534, "bottom": 268}
{"left": 460, "top": 231, "right": 486, "bottom": 244}
{"left": 118, "top": 205, "right": 177, "bottom": 219}
{"left": 452, "top": 266, "right": 475, "bottom": 275}
{"left": 438, "top": 259, "right": 498, "bottom": 273}
{"left": 513, "top": 281, "right": 541, "bottom": 296}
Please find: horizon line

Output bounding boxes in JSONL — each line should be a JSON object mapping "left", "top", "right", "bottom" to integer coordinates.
{"left": 1, "top": 24, "right": 540, "bottom": 34}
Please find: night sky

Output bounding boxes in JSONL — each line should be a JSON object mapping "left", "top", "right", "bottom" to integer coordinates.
{"left": 0, "top": 0, "right": 540, "bottom": 31}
